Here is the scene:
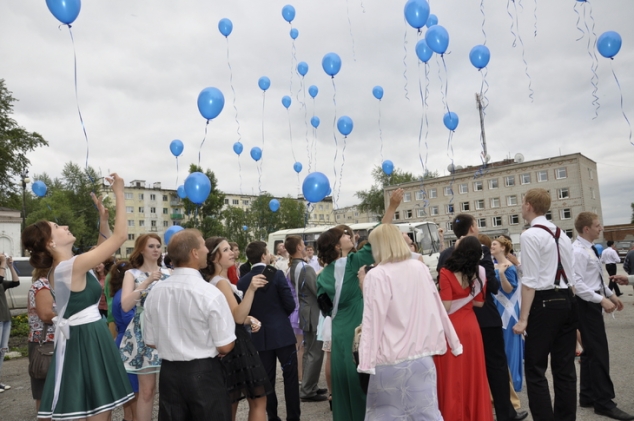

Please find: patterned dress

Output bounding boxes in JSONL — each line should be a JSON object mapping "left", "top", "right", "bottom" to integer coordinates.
{"left": 119, "top": 268, "right": 170, "bottom": 374}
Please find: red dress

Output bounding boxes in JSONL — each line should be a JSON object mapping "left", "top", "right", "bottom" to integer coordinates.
{"left": 434, "top": 268, "right": 494, "bottom": 421}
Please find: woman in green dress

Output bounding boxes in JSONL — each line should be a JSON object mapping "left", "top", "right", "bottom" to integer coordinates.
{"left": 22, "top": 174, "right": 134, "bottom": 420}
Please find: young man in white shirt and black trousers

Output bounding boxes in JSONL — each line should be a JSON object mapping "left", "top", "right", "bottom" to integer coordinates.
{"left": 512, "top": 188, "right": 577, "bottom": 421}
{"left": 144, "top": 229, "right": 237, "bottom": 421}
{"left": 601, "top": 240, "right": 623, "bottom": 296}
{"left": 572, "top": 212, "right": 633, "bottom": 420}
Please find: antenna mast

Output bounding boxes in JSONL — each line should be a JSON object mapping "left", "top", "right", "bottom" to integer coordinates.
{"left": 475, "top": 93, "right": 488, "bottom": 167}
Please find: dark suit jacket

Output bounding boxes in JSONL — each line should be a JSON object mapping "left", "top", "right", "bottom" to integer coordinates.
{"left": 289, "top": 258, "right": 319, "bottom": 332}
{"left": 237, "top": 264, "right": 296, "bottom": 352}
{"left": 437, "top": 244, "right": 502, "bottom": 328}
{"left": 239, "top": 261, "right": 252, "bottom": 278}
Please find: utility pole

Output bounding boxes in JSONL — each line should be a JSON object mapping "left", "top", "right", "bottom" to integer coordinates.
{"left": 475, "top": 93, "right": 488, "bottom": 167}
{"left": 21, "top": 169, "right": 30, "bottom": 256}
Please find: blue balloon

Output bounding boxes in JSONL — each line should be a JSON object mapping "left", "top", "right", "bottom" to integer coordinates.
{"left": 269, "top": 199, "right": 280, "bottom": 212}
{"left": 308, "top": 85, "right": 318, "bottom": 98}
{"left": 46, "top": 0, "right": 81, "bottom": 25}
{"left": 242, "top": 225, "right": 248, "bottom": 231}
{"left": 290, "top": 28, "right": 299, "bottom": 39}
{"left": 469, "top": 45, "right": 490, "bottom": 69}
{"left": 250, "top": 147, "right": 262, "bottom": 162}
{"left": 322, "top": 53, "right": 342, "bottom": 77}
{"left": 233, "top": 142, "right": 243, "bottom": 155}
{"left": 382, "top": 160, "right": 394, "bottom": 176}
{"left": 425, "top": 25, "right": 449, "bottom": 55}
{"left": 258, "top": 76, "right": 271, "bottom": 91}
{"left": 164, "top": 225, "right": 184, "bottom": 246}
{"left": 282, "top": 95, "right": 292, "bottom": 109}
{"left": 404, "top": 0, "right": 430, "bottom": 30}
{"left": 32, "top": 180, "right": 47, "bottom": 197}
{"left": 177, "top": 185, "right": 186, "bottom": 199}
{"left": 184, "top": 172, "right": 212, "bottom": 205}
{"left": 302, "top": 172, "right": 330, "bottom": 203}
{"left": 310, "top": 116, "right": 320, "bottom": 128}
{"left": 197, "top": 87, "right": 225, "bottom": 120}
{"left": 372, "top": 86, "right": 384, "bottom": 100}
{"left": 415, "top": 39, "right": 433, "bottom": 63}
{"left": 218, "top": 18, "right": 233, "bottom": 37}
{"left": 426, "top": 14, "right": 438, "bottom": 28}
{"left": 282, "top": 5, "right": 296, "bottom": 23}
{"left": 169, "top": 139, "right": 184, "bottom": 157}
{"left": 293, "top": 162, "right": 303, "bottom": 173}
{"left": 594, "top": 243, "right": 604, "bottom": 255}
{"left": 597, "top": 31, "right": 622, "bottom": 58}
{"left": 297, "top": 61, "right": 308, "bottom": 77}
{"left": 337, "top": 116, "right": 353, "bottom": 136}
{"left": 443, "top": 111, "right": 459, "bottom": 131}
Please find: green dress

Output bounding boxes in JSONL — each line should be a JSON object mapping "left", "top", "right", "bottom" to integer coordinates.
{"left": 38, "top": 268, "right": 134, "bottom": 420}
{"left": 317, "top": 244, "right": 374, "bottom": 421}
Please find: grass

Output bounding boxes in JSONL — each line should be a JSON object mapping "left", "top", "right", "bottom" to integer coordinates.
{"left": 4, "top": 313, "right": 29, "bottom": 360}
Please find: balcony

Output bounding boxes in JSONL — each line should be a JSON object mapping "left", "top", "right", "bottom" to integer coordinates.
{"left": 171, "top": 213, "right": 184, "bottom": 220}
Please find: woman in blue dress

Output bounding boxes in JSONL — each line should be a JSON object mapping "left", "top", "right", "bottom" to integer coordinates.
{"left": 491, "top": 236, "right": 524, "bottom": 392}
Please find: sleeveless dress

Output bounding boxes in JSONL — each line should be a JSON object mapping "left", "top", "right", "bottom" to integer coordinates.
{"left": 209, "top": 276, "right": 273, "bottom": 402}
{"left": 38, "top": 260, "right": 134, "bottom": 420}
{"left": 119, "top": 268, "right": 170, "bottom": 374}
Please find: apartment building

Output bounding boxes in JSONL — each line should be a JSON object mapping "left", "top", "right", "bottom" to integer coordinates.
{"left": 384, "top": 153, "right": 602, "bottom": 249}
{"left": 222, "top": 193, "right": 258, "bottom": 212}
{"left": 306, "top": 196, "right": 334, "bottom": 226}
{"left": 334, "top": 205, "right": 379, "bottom": 225}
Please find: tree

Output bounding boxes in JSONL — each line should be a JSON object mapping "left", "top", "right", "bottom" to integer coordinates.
{"left": 221, "top": 206, "right": 251, "bottom": 253}
{"left": 181, "top": 164, "right": 226, "bottom": 239}
{"left": 0, "top": 79, "right": 48, "bottom": 205}
{"left": 249, "top": 194, "right": 306, "bottom": 241}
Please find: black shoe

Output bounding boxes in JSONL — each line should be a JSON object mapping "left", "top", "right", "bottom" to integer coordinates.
{"left": 580, "top": 401, "right": 595, "bottom": 408}
{"left": 316, "top": 388, "right": 328, "bottom": 395}
{"left": 511, "top": 410, "right": 529, "bottom": 420}
{"left": 594, "top": 407, "right": 634, "bottom": 420}
{"left": 301, "top": 394, "right": 329, "bottom": 402}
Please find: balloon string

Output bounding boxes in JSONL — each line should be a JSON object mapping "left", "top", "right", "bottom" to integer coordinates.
{"left": 198, "top": 120, "right": 209, "bottom": 167}
{"left": 331, "top": 78, "right": 339, "bottom": 208}
{"left": 378, "top": 100, "right": 384, "bottom": 164}
{"left": 480, "top": 68, "right": 490, "bottom": 115}
{"left": 260, "top": 91, "right": 266, "bottom": 193}
{"left": 610, "top": 63, "right": 633, "bottom": 146}
{"left": 345, "top": 0, "right": 357, "bottom": 62}
{"left": 583, "top": 2, "right": 600, "bottom": 119}
{"left": 403, "top": 25, "right": 410, "bottom": 101}
{"left": 337, "top": 135, "right": 347, "bottom": 208}
{"left": 312, "top": 98, "right": 318, "bottom": 172}
{"left": 424, "top": 62, "right": 430, "bottom": 192}
{"left": 573, "top": 2, "right": 585, "bottom": 41}
{"left": 417, "top": 61, "right": 426, "bottom": 206}
{"left": 480, "top": 0, "right": 487, "bottom": 45}
{"left": 447, "top": 130, "right": 455, "bottom": 215}
{"left": 66, "top": 27, "right": 90, "bottom": 172}
{"left": 360, "top": 0, "right": 366, "bottom": 13}
{"left": 287, "top": 109, "right": 296, "bottom": 163}
{"left": 533, "top": 0, "right": 538, "bottom": 38}
{"left": 302, "top": 83, "right": 311, "bottom": 173}
{"left": 512, "top": 0, "right": 534, "bottom": 102}
{"left": 506, "top": 0, "right": 518, "bottom": 48}
{"left": 175, "top": 157, "right": 179, "bottom": 189}
{"left": 238, "top": 155, "right": 242, "bottom": 195}
{"left": 439, "top": 55, "right": 451, "bottom": 115}
{"left": 226, "top": 38, "right": 242, "bottom": 145}
{"left": 290, "top": 33, "right": 297, "bottom": 95}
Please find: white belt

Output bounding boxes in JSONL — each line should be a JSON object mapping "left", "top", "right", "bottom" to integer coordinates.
{"left": 51, "top": 303, "right": 102, "bottom": 412}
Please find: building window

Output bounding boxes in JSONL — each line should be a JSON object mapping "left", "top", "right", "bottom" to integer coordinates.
{"left": 504, "top": 176, "right": 515, "bottom": 187}
{"left": 243, "top": 200, "right": 250, "bottom": 206}
{"left": 446, "top": 221, "right": 453, "bottom": 231}
{"left": 127, "top": 220, "right": 135, "bottom": 227}
{"left": 138, "top": 207, "right": 144, "bottom": 213}
{"left": 560, "top": 208, "right": 572, "bottom": 220}
{"left": 520, "top": 173, "right": 531, "bottom": 185}
{"left": 556, "top": 167, "right": 567, "bottom": 179}
{"left": 394, "top": 212, "right": 400, "bottom": 220}
{"left": 150, "top": 207, "right": 156, "bottom": 214}
{"left": 415, "top": 191, "right": 425, "bottom": 200}
{"left": 430, "top": 206, "right": 439, "bottom": 216}
{"left": 475, "top": 199, "right": 485, "bottom": 210}
{"left": 473, "top": 181, "right": 483, "bottom": 191}
{"left": 459, "top": 183, "right": 468, "bottom": 194}
{"left": 404, "top": 192, "right": 412, "bottom": 202}
{"left": 139, "top": 193, "right": 144, "bottom": 200}
{"left": 492, "top": 216, "right": 503, "bottom": 227}
{"left": 163, "top": 195, "right": 168, "bottom": 201}
{"left": 509, "top": 214, "right": 520, "bottom": 225}
{"left": 488, "top": 178, "right": 499, "bottom": 189}
{"left": 354, "top": 212, "right": 359, "bottom": 216}
{"left": 590, "top": 187, "right": 595, "bottom": 199}
{"left": 490, "top": 197, "right": 500, "bottom": 208}
{"left": 477, "top": 218, "right": 486, "bottom": 228}
{"left": 148, "top": 194, "right": 155, "bottom": 201}
{"left": 417, "top": 209, "right": 426, "bottom": 217}
{"left": 163, "top": 208, "right": 168, "bottom": 214}
{"left": 139, "top": 220, "right": 145, "bottom": 227}
{"left": 232, "top": 199, "right": 239, "bottom": 205}
{"left": 460, "top": 202, "right": 470, "bottom": 211}
{"left": 444, "top": 187, "right": 453, "bottom": 196}
{"left": 507, "top": 195, "right": 518, "bottom": 206}
{"left": 429, "top": 188, "right": 437, "bottom": 198}
{"left": 565, "top": 229, "right": 574, "bottom": 239}
{"left": 163, "top": 221, "right": 169, "bottom": 227}
{"left": 125, "top": 193, "right": 133, "bottom": 200}
{"left": 326, "top": 215, "right": 330, "bottom": 221}
{"left": 224, "top": 199, "right": 229, "bottom": 204}
{"left": 545, "top": 211, "right": 552, "bottom": 221}
{"left": 558, "top": 188, "right": 569, "bottom": 199}
{"left": 537, "top": 170, "right": 548, "bottom": 182}
{"left": 126, "top": 206, "right": 134, "bottom": 213}
{"left": 588, "top": 168, "right": 594, "bottom": 180}
{"left": 128, "top": 234, "right": 135, "bottom": 240}
{"left": 126, "top": 247, "right": 133, "bottom": 255}
{"left": 405, "top": 210, "right": 413, "bottom": 219}
{"left": 447, "top": 204, "right": 454, "bottom": 214}
{"left": 319, "top": 214, "right": 324, "bottom": 220}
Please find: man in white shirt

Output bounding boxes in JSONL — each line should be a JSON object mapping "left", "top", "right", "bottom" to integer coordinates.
{"left": 572, "top": 213, "right": 632, "bottom": 420}
{"left": 512, "top": 188, "right": 577, "bottom": 421}
{"left": 274, "top": 243, "right": 290, "bottom": 273}
{"left": 144, "top": 229, "right": 236, "bottom": 421}
{"left": 601, "top": 241, "right": 623, "bottom": 296}
{"left": 305, "top": 245, "right": 321, "bottom": 273}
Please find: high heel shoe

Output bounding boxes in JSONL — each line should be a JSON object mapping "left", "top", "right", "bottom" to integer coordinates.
{"left": 329, "top": 394, "right": 332, "bottom": 411}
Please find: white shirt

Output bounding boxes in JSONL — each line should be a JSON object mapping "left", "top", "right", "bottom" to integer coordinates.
{"left": 573, "top": 237, "right": 612, "bottom": 303}
{"left": 143, "top": 267, "right": 236, "bottom": 361}
{"left": 274, "top": 256, "right": 289, "bottom": 273}
{"left": 307, "top": 256, "right": 321, "bottom": 273}
{"left": 520, "top": 216, "right": 574, "bottom": 290}
{"left": 600, "top": 247, "right": 621, "bottom": 265}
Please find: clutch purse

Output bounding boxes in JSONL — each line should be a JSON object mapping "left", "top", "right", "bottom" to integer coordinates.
{"left": 317, "top": 292, "right": 333, "bottom": 316}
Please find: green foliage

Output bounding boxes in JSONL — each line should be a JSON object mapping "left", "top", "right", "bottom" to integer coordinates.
{"left": 10, "top": 313, "right": 29, "bottom": 338}
{"left": 249, "top": 194, "right": 306, "bottom": 240}
{"left": 221, "top": 207, "right": 251, "bottom": 253}
{"left": 0, "top": 79, "right": 49, "bottom": 205}
{"left": 181, "top": 164, "right": 226, "bottom": 239}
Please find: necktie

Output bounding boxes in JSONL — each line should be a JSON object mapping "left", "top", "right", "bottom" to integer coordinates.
{"left": 591, "top": 245, "right": 607, "bottom": 295}
{"left": 591, "top": 245, "right": 600, "bottom": 258}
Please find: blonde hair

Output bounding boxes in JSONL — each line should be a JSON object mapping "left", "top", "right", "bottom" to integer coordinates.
{"left": 494, "top": 236, "right": 513, "bottom": 254}
{"left": 524, "top": 188, "right": 551, "bottom": 215}
{"left": 368, "top": 224, "right": 411, "bottom": 264}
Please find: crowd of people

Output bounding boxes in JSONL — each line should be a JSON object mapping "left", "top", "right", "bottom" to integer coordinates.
{"left": 0, "top": 175, "right": 631, "bottom": 421}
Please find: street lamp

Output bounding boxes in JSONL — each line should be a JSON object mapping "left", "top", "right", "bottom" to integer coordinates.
{"left": 21, "top": 169, "right": 30, "bottom": 256}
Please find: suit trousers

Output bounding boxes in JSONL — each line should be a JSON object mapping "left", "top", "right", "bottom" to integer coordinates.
{"left": 577, "top": 298, "right": 616, "bottom": 411}
{"left": 259, "top": 344, "right": 301, "bottom": 421}
{"left": 525, "top": 289, "right": 577, "bottom": 421}
{"left": 158, "top": 358, "right": 231, "bottom": 421}
{"left": 481, "top": 326, "right": 518, "bottom": 421}
{"left": 300, "top": 329, "right": 325, "bottom": 398}
{"left": 606, "top": 263, "right": 621, "bottom": 295}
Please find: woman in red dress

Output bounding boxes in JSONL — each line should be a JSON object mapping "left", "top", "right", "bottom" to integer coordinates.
{"left": 434, "top": 236, "right": 494, "bottom": 421}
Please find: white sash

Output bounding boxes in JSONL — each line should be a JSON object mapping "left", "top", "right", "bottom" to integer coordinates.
{"left": 494, "top": 287, "right": 521, "bottom": 329}
{"left": 331, "top": 257, "right": 347, "bottom": 320}
{"left": 448, "top": 266, "right": 486, "bottom": 315}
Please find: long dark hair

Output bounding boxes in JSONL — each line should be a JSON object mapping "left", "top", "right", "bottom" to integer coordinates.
{"left": 444, "top": 236, "right": 484, "bottom": 296}
{"left": 317, "top": 228, "right": 343, "bottom": 267}
{"left": 22, "top": 221, "right": 54, "bottom": 270}
{"left": 109, "top": 260, "right": 132, "bottom": 297}
{"left": 200, "top": 236, "right": 226, "bottom": 281}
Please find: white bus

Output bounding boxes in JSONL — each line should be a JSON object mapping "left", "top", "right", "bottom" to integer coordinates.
{"left": 267, "top": 221, "right": 442, "bottom": 276}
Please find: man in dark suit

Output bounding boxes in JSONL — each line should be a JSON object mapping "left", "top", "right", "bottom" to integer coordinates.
{"left": 238, "top": 241, "right": 300, "bottom": 421}
{"left": 437, "top": 214, "right": 528, "bottom": 421}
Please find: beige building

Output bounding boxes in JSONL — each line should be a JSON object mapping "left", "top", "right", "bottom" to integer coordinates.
{"left": 305, "top": 196, "right": 334, "bottom": 226}
{"left": 384, "top": 153, "right": 602, "bottom": 250}
{"left": 222, "top": 193, "right": 258, "bottom": 212}
{"left": 334, "top": 205, "right": 379, "bottom": 225}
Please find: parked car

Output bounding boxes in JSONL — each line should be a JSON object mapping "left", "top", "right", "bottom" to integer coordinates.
{"left": 4, "top": 257, "right": 34, "bottom": 309}
{"left": 616, "top": 241, "right": 633, "bottom": 263}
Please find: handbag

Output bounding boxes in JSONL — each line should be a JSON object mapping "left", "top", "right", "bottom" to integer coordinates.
{"left": 352, "top": 324, "right": 370, "bottom": 394}
{"left": 317, "top": 293, "right": 333, "bottom": 316}
{"left": 29, "top": 325, "right": 55, "bottom": 380}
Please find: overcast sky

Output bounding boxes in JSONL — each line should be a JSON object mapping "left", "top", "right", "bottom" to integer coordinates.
{"left": 1, "top": 0, "right": 632, "bottom": 224}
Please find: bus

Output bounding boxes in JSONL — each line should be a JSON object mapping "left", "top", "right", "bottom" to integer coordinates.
{"left": 267, "top": 221, "right": 442, "bottom": 276}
